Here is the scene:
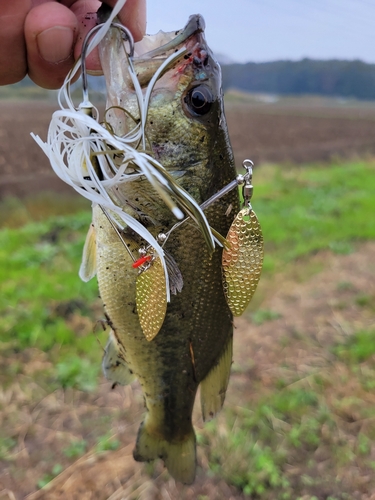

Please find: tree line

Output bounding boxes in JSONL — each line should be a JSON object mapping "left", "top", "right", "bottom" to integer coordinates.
{"left": 221, "top": 58, "right": 375, "bottom": 100}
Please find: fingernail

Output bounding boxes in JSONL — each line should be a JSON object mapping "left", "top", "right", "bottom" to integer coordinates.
{"left": 37, "top": 26, "right": 74, "bottom": 63}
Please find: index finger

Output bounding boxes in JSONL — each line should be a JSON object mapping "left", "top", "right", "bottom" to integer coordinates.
{"left": 60, "top": 0, "right": 147, "bottom": 37}
{"left": 104, "top": 0, "right": 146, "bottom": 42}
{"left": 71, "top": 0, "right": 146, "bottom": 74}
{"left": 0, "top": 0, "right": 31, "bottom": 85}
{"left": 62, "top": 0, "right": 146, "bottom": 41}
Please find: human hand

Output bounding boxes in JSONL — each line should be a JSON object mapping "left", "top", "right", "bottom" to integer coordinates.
{"left": 0, "top": 0, "right": 146, "bottom": 89}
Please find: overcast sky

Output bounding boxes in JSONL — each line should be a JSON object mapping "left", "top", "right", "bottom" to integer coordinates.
{"left": 146, "top": 0, "right": 374, "bottom": 64}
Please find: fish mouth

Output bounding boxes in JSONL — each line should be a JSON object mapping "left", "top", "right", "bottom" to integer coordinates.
{"left": 135, "top": 14, "right": 205, "bottom": 59}
{"left": 130, "top": 15, "right": 211, "bottom": 88}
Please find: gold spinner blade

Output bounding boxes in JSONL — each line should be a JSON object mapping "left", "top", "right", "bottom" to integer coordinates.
{"left": 222, "top": 207, "right": 264, "bottom": 316}
{"left": 136, "top": 257, "right": 167, "bottom": 341}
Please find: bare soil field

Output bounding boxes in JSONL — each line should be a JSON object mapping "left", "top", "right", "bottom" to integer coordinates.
{"left": 0, "top": 97, "right": 374, "bottom": 199}
{"left": 225, "top": 95, "right": 375, "bottom": 165}
{"left": 0, "top": 101, "right": 71, "bottom": 199}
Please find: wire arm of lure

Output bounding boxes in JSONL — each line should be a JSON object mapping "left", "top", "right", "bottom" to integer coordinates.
{"left": 200, "top": 159, "right": 254, "bottom": 211}
{"left": 200, "top": 176, "right": 244, "bottom": 211}
{"left": 80, "top": 22, "right": 135, "bottom": 109}
{"left": 99, "top": 205, "right": 136, "bottom": 262}
{"left": 100, "top": 206, "right": 159, "bottom": 273}
{"left": 159, "top": 159, "right": 256, "bottom": 247}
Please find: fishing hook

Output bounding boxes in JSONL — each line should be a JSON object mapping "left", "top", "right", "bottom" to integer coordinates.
{"left": 80, "top": 22, "right": 135, "bottom": 106}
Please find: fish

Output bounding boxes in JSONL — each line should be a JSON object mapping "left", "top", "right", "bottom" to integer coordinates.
{"left": 78, "top": 13, "right": 261, "bottom": 484}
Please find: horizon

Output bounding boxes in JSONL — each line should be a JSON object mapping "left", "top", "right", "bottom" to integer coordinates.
{"left": 216, "top": 56, "right": 372, "bottom": 65}
{"left": 146, "top": 0, "right": 374, "bottom": 65}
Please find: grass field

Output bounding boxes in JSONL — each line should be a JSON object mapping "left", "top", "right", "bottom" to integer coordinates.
{"left": 0, "top": 155, "right": 374, "bottom": 499}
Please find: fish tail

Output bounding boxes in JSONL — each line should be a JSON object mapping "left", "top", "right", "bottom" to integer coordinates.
{"left": 133, "top": 419, "right": 196, "bottom": 484}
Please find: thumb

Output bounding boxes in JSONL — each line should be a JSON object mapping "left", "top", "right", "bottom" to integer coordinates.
{"left": 25, "top": 2, "right": 79, "bottom": 89}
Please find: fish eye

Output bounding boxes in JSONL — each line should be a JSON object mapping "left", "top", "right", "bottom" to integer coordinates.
{"left": 185, "top": 86, "right": 213, "bottom": 115}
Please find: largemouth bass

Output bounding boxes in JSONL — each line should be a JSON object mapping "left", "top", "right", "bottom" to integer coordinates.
{"left": 33, "top": 9, "right": 262, "bottom": 484}
{"left": 89, "top": 14, "right": 238, "bottom": 484}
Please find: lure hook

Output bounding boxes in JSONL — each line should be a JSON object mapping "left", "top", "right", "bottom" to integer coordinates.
{"left": 80, "top": 22, "right": 135, "bottom": 107}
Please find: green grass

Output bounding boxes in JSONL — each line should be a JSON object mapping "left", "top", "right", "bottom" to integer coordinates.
{"left": 202, "top": 372, "right": 375, "bottom": 497}
{"left": 333, "top": 329, "right": 375, "bottom": 363}
{"left": 37, "top": 464, "right": 64, "bottom": 489}
{"left": 0, "top": 211, "right": 104, "bottom": 390}
{"left": 0, "top": 194, "right": 90, "bottom": 229}
{"left": 1, "top": 158, "right": 375, "bottom": 497}
{"left": 251, "top": 308, "right": 282, "bottom": 325}
{"left": 201, "top": 387, "right": 329, "bottom": 497}
{"left": 253, "top": 160, "right": 375, "bottom": 272}
{"left": 0, "top": 80, "right": 55, "bottom": 101}
{"left": 63, "top": 439, "right": 88, "bottom": 459}
{"left": 0, "top": 436, "right": 17, "bottom": 460}
{"left": 95, "top": 434, "right": 121, "bottom": 453}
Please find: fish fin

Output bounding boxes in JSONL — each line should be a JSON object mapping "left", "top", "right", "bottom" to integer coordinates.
{"left": 79, "top": 223, "right": 97, "bottom": 282}
{"left": 200, "top": 334, "right": 233, "bottom": 421}
{"left": 133, "top": 420, "right": 196, "bottom": 484}
{"left": 102, "top": 330, "right": 135, "bottom": 386}
{"left": 165, "top": 251, "right": 183, "bottom": 295}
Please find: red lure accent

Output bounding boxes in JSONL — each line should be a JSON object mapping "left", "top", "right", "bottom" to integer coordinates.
{"left": 132, "top": 255, "right": 152, "bottom": 268}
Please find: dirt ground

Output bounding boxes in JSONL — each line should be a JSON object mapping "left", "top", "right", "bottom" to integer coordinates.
{"left": 226, "top": 102, "right": 375, "bottom": 166}
{"left": 1, "top": 98, "right": 375, "bottom": 199}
